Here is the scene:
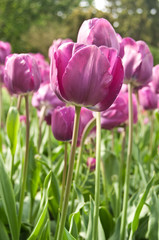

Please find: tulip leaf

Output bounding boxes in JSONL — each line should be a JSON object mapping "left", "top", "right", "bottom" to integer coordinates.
{"left": 6, "top": 106, "right": 20, "bottom": 155}
{"left": 131, "top": 176, "right": 154, "bottom": 236}
{"left": 26, "top": 139, "right": 40, "bottom": 199}
{"left": 63, "top": 228, "right": 76, "bottom": 240}
{"left": 99, "top": 206, "right": 114, "bottom": 239}
{"left": 0, "top": 154, "right": 19, "bottom": 240}
{"left": 0, "top": 219, "right": 10, "bottom": 240}
{"left": 27, "top": 171, "right": 52, "bottom": 240}
{"left": 146, "top": 192, "right": 159, "bottom": 240}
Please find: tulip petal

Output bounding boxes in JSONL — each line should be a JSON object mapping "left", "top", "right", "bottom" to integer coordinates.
{"left": 61, "top": 45, "right": 112, "bottom": 106}
{"left": 93, "top": 54, "right": 124, "bottom": 111}
{"left": 50, "top": 42, "right": 74, "bottom": 101}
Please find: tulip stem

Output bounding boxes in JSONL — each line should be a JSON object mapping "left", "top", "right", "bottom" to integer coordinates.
{"left": 0, "top": 82, "right": 2, "bottom": 129}
{"left": 93, "top": 112, "right": 101, "bottom": 240}
{"left": 18, "top": 95, "right": 30, "bottom": 234}
{"left": 117, "top": 126, "right": 126, "bottom": 216}
{"left": 17, "top": 95, "right": 22, "bottom": 112}
{"left": 10, "top": 153, "right": 15, "bottom": 185}
{"left": 120, "top": 83, "right": 133, "bottom": 240}
{"left": 60, "top": 142, "right": 68, "bottom": 210}
{"left": 149, "top": 111, "right": 154, "bottom": 155}
{"left": 71, "top": 118, "right": 96, "bottom": 212}
{"left": 54, "top": 142, "right": 68, "bottom": 240}
{"left": 56, "top": 106, "right": 81, "bottom": 240}
{"left": 38, "top": 105, "right": 47, "bottom": 152}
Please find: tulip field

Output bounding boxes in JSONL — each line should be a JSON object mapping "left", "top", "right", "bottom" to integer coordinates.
{"left": 0, "top": 18, "right": 159, "bottom": 240}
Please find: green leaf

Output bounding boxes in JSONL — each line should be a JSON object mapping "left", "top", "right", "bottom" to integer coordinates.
{"left": 86, "top": 197, "right": 94, "bottom": 240}
{"left": 6, "top": 106, "right": 20, "bottom": 155}
{"left": 27, "top": 201, "right": 48, "bottom": 240}
{"left": 131, "top": 176, "right": 154, "bottom": 235}
{"left": 69, "top": 202, "right": 85, "bottom": 238}
{"left": 0, "top": 219, "right": 10, "bottom": 240}
{"left": 27, "top": 171, "right": 52, "bottom": 240}
{"left": 146, "top": 192, "right": 159, "bottom": 240}
{"left": 63, "top": 228, "right": 76, "bottom": 240}
{"left": 0, "top": 155, "right": 19, "bottom": 240}
{"left": 27, "top": 139, "right": 40, "bottom": 199}
{"left": 99, "top": 206, "right": 114, "bottom": 239}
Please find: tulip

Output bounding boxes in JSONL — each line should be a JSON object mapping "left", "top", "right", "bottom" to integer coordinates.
{"left": 4, "top": 54, "right": 41, "bottom": 95}
{"left": 0, "top": 41, "right": 11, "bottom": 64}
{"left": 0, "top": 65, "right": 4, "bottom": 83}
{"left": 31, "top": 53, "right": 50, "bottom": 83}
{"left": 20, "top": 115, "right": 26, "bottom": 124}
{"left": 78, "top": 107, "right": 95, "bottom": 143}
{"left": 139, "top": 85, "right": 158, "bottom": 110}
{"left": 101, "top": 92, "right": 137, "bottom": 130}
{"left": 150, "top": 65, "right": 159, "bottom": 94}
{"left": 121, "top": 37, "right": 153, "bottom": 87}
{"left": 48, "top": 38, "right": 73, "bottom": 60}
{"left": 77, "top": 18, "right": 120, "bottom": 52}
{"left": 50, "top": 42, "right": 124, "bottom": 112}
{"left": 51, "top": 106, "right": 75, "bottom": 142}
{"left": 87, "top": 157, "right": 96, "bottom": 171}
{"left": 32, "top": 82, "right": 65, "bottom": 111}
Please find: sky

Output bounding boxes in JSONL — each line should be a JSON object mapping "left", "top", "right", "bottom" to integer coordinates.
{"left": 94, "top": 0, "right": 106, "bottom": 11}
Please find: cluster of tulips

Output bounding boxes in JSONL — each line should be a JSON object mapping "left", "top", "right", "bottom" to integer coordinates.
{"left": 0, "top": 17, "right": 159, "bottom": 240}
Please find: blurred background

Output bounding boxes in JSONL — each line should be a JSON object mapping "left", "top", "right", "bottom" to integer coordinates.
{"left": 0, "top": 0, "right": 159, "bottom": 64}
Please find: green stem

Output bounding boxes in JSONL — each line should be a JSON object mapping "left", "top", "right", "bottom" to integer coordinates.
{"left": 48, "top": 126, "right": 52, "bottom": 167}
{"left": 100, "top": 159, "right": 109, "bottom": 208}
{"left": 149, "top": 111, "right": 154, "bottom": 155}
{"left": 18, "top": 95, "right": 30, "bottom": 234}
{"left": 38, "top": 105, "right": 47, "bottom": 153}
{"left": 60, "top": 142, "right": 68, "bottom": 210}
{"left": 111, "top": 129, "right": 114, "bottom": 151}
{"left": 117, "top": 126, "right": 126, "bottom": 216}
{"left": 0, "top": 81, "right": 2, "bottom": 129}
{"left": 10, "top": 153, "right": 15, "bottom": 185}
{"left": 120, "top": 83, "right": 133, "bottom": 240}
{"left": 71, "top": 118, "right": 96, "bottom": 212}
{"left": 54, "top": 143, "right": 68, "bottom": 240}
{"left": 56, "top": 106, "right": 81, "bottom": 240}
{"left": 17, "top": 95, "right": 22, "bottom": 112}
{"left": 93, "top": 112, "right": 101, "bottom": 240}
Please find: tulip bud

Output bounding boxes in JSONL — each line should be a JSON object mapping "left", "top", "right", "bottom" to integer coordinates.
{"left": 4, "top": 54, "right": 41, "bottom": 95}
{"left": 121, "top": 37, "right": 153, "bottom": 87}
{"left": 150, "top": 65, "right": 159, "bottom": 94}
{"left": 6, "top": 107, "right": 20, "bottom": 155}
{"left": 101, "top": 92, "right": 138, "bottom": 130}
{"left": 77, "top": 18, "right": 120, "bottom": 52}
{"left": 51, "top": 106, "right": 75, "bottom": 141}
{"left": 48, "top": 38, "right": 73, "bottom": 60}
{"left": 87, "top": 157, "right": 96, "bottom": 171}
{"left": 139, "top": 85, "right": 157, "bottom": 110}
{"left": 0, "top": 41, "right": 11, "bottom": 64}
{"left": 50, "top": 42, "right": 123, "bottom": 112}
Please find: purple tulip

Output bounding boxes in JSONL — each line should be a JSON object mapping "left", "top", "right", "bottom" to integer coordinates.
{"left": 0, "top": 65, "right": 4, "bottom": 83}
{"left": 4, "top": 54, "right": 41, "bottom": 95}
{"left": 31, "top": 53, "right": 50, "bottom": 83}
{"left": 78, "top": 107, "right": 95, "bottom": 144}
{"left": 50, "top": 42, "right": 123, "bottom": 112}
{"left": 51, "top": 106, "right": 75, "bottom": 141}
{"left": 139, "top": 85, "right": 158, "bottom": 110}
{"left": 101, "top": 92, "right": 138, "bottom": 130}
{"left": 150, "top": 65, "right": 159, "bottom": 94}
{"left": 121, "top": 37, "right": 153, "bottom": 87}
{"left": 32, "top": 81, "right": 65, "bottom": 111}
{"left": 87, "top": 157, "right": 96, "bottom": 171}
{"left": 48, "top": 38, "right": 73, "bottom": 60}
{"left": 0, "top": 41, "right": 11, "bottom": 64}
{"left": 77, "top": 18, "right": 120, "bottom": 52}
